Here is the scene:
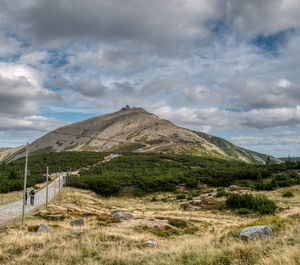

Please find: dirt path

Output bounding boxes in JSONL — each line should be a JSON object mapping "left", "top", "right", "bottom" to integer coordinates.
{"left": 0, "top": 174, "right": 65, "bottom": 226}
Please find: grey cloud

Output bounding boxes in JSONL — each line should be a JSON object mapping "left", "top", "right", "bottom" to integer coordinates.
{"left": 228, "top": 0, "right": 300, "bottom": 36}
{"left": 55, "top": 75, "right": 107, "bottom": 98}
{"left": 5, "top": 0, "right": 225, "bottom": 50}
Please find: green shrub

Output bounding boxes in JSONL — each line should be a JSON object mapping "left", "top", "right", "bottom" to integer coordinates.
{"left": 176, "top": 194, "right": 186, "bottom": 200}
{"left": 216, "top": 190, "right": 226, "bottom": 197}
{"left": 238, "top": 208, "right": 250, "bottom": 214}
{"left": 168, "top": 219, "right": 188, "bottom": 228}
{"left": 282, "top": 191, "right": 294, "bottom": 198}
{"left": 226, "top": 193, "right": 276, "bottom": 214}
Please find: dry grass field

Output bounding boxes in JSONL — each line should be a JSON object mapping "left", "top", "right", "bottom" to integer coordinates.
{"left": 0, "top": 186, "right": 300, "bottom": 265}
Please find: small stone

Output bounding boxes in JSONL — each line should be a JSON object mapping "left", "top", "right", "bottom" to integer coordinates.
{"left": 191, "top": 200, "right": 202, "bottom": 206}
{"left": 37, "top": 224, "right": 52, "bottom": 232}
{"left": 111, "top": 210, "right": 122, "bottom": 215}
{"left": 70, "top": 218, "right": 84, "bottom": 226}
{"left": 112, "top": 211, "right": 126, "bottom": 221}
{"left": 111, "top": 210, "right": 134, "bottom": 221}
{"left": 144, "top": 240, "right": 158, "bottom": 247}
{"left": 157, "top": 194, "right": 164, "bottom": 199}
{"left": 240, "top": 225, "right": 272, "bottom": 241}
{"left": 123, "top": 212, "right": 134, "bottom": 219}
{"left": 229, "top": 185, "right": 238, "bottom": 191}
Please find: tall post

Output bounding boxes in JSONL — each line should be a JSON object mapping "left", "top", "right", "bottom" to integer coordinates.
{"left": 54, "top": 174, "right": 56, "bottom": 201}
{"left": 58, "top": 174, "right": 61, "bottom": 200}
{"left": 22, "top": 143, "right": 29, "bottom": 227}
{"left": 46, "top": 166, "right": 49, "bottom": 208}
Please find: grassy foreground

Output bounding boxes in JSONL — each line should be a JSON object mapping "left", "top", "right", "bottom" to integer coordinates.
{"left": 0, "top": 186, "right": 300, "bottom": 265}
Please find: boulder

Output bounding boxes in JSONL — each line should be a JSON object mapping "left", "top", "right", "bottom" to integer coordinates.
{"left": 70, "top": 218, "right": 84, "bottom": 226}
{"left": 144, "top": 240, "right": 158, "bottom": 247}
{"left": 229, "top": 185, "right": 238, "bottom": 191}
{"left": 240, "top": 225, "right": 272, "bottom": 241}
{"left": 37, "top": 224, "right": 52, "bottom": 232}
{"left": 191, "top": 200, "right": 202, "bottom": 206}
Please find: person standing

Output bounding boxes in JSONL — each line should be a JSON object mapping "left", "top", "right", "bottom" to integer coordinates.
{"left": 29, "top": 187, "right": 36, "bottom": 206}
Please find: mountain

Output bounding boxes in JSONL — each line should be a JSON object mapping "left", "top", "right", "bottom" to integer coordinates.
{"left": 1, "top": 107, "right": 280, "bottom": 164}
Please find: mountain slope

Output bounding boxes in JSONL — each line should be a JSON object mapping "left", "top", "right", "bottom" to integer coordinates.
{"left": 3, "top": 107, "right": 279, "bottom": 164}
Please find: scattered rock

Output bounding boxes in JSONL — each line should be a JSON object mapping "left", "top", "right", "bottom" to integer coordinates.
{"left": 180, "top": 203, "right": 192, "bottom": 210}
{"left": 240, "top": 225, "right": 272, "bottom": 241}
{"left": 157, "top": 194, "right": 164, "bottom": 199}
{"left": 192, "top": 200, "right": 202, "bottom": 206}
{"left": 123, "top": 212, "right": 134, "bottom": 219}
{"left": 47, "top": 214, "right": 64, "bottom": 221}
{"left": 144, "top": 240, "right": 158, "bottom": 247}
{"left": 111, "top": 210, "right": 134, "bottom": 221}
{"left": 37, "top": 224, "right": 52, "bottom": 232}
{"left": 70, "top": 218, "right": 85, "bottom": 226}
{"left": 229, "top": 185, "right": 238, "bottom": 191}
{"left": 111, "top": 210, "right": 122, "bottom": 215}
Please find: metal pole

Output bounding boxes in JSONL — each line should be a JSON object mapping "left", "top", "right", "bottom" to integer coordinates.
{"left": 22, "top": 143, "right": 29, "bottom": 227}
{"left": 54, "top": 174, "right": 56, "bottom": 201}
{"left": 58, "top": 174, "right": 61, "bottom": 200}
{"left": 46, "top": 166, "right": 49, "bottom": 208}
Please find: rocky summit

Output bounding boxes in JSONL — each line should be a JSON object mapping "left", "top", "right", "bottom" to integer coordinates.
{"left": 2, "top": 107, "right": 280, "bottom": 164}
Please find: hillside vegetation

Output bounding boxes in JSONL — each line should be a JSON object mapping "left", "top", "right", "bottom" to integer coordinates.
{"left": 0, "top": 152, "right": 107, "bottom": 193}
{"left": 67, "top": 152, "right": 300, "bottom": 196}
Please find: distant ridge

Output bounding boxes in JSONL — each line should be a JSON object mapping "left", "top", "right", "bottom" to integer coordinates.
{"left": 1, "top": 107, "right": 281, "bottom": 164}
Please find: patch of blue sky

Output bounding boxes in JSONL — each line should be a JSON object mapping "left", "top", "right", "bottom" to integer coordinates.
{"left": 0, "top": 53, "right": 21, "bottom": 62}
{"left": 252, "top": 29, "right": 295, "bottom": 54}
{"left": 47, "top": 49, "right": 70, "bottom": 68}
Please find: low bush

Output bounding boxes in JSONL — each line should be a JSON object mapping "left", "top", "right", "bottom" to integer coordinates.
{"left": 226, "top": 193, "right": 276, "bottom": 214}
{"left": 216, "top": 190, "right": 226, "bottom": 197}
{"left": 238, "top": 208, "right": 250, "bottom": 214}
{"left": 282, "top": 191, "right": 294, "bottom": 198}
{"left": 176, "top": 194, "right": 186, "bottom": 200}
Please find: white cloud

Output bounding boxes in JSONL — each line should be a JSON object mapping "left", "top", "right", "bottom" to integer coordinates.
{"left": 154, "top": 105, "right": 300, "bottom": 130}
{"left": 0, "top": 62, "right": 58, "bottom": 116}
{"left": 0, "top": 115, "right": 64, "bottom": 131}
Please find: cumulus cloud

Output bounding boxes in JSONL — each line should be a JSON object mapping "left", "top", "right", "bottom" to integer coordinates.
{"left": 0, "top": 62, "right": 58, "bottom": 116}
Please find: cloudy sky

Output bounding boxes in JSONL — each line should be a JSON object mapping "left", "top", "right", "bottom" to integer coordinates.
{"left": 0, "top": 0, "right": 299, "bottom": 157}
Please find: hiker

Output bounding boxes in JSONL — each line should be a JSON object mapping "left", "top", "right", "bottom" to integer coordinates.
{"left": 25, "top": 189, "right": 28, "bottom": 205}
{"left": 29, "top": 187, "right": 36, "bottom": 206}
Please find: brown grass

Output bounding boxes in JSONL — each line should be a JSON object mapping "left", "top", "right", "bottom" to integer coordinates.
{"left": 0, "top": 186, "right": 300, "bottom": 265}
